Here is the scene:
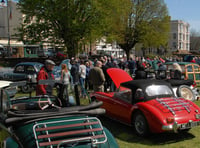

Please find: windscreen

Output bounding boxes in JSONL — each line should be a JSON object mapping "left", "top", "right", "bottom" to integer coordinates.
{"left": 0, "top": 88, "right": 10, "bottom": 113}
{"left": 145, "top": 85, "right": 173, "bottom": 97}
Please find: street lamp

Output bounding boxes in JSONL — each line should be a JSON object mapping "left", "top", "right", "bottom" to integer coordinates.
{"left": 1, "top": 0, "right": 11, "bottom": 57}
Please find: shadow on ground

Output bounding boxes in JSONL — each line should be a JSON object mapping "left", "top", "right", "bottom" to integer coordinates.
{"left": 99, "top": 116, "right": 195, "bottom": 146}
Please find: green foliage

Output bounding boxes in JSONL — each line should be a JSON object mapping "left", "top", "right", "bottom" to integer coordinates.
{"left": 116, "top": 0, "right": 170, "bottom": 58}
{"left": 16, "top": 0, "right": 170, "bottom": 58}
{"left": 17, "top": 0, "right": 130, "bottom": 57}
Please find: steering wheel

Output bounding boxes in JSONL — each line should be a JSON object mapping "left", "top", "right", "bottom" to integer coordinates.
{"left": 38, "top": 95, "right": 61, "bottom": 110}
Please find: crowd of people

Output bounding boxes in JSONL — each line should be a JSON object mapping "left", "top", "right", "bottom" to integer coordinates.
{"left": 36, "top": 55, "right": 199, "bottom": 106}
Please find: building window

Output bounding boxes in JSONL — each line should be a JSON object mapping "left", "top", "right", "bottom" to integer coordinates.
{"left": 186, "top": 43, "right": 189, "bottom": 50}
{"left": 179, "top": 42, "right": 182, "bottom": 49}
{"left": 173, "top": 33, "right": 176, "bottom": 39}
{"left": 179, "top": 23, "right": 183, "bottom": 32}
{"left": 186, "top": 35, "right": 189, "bottom": 41}
{"left": 173, "top": 42, "right": 176, "bottom": 49}
{"left": 186, "top": 26, "right": 189, "bottom": 32}
{"left": 179, "top": 33, "right": 182, "bottom": 40}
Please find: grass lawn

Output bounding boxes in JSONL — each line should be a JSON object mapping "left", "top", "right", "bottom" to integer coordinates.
{"left": 100, "top": 100, "right": 200, "bottom": 148}
{"left": 1, "top": 89, "right": 200, "bottom": 148}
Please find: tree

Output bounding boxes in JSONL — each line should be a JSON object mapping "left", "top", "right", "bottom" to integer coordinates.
{"left": 113, "top": 0, "right": 170, "bottom": 58}
{"left": 190, "top": 29, "right": 200, "bottom": 52}
{"left": 17, "top": 0, "right": 130, "bottom": 57}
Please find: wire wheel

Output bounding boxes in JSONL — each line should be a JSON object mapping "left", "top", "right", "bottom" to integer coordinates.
{"left": 133, "top": 111, "right": 149, "bottom": 137}
{"left": 21, "top": 85, "right": 31, "bottom": 93}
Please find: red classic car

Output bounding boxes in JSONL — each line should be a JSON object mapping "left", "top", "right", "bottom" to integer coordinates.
{"left": 90, "top": 68, "right": 200, "bottom": 136}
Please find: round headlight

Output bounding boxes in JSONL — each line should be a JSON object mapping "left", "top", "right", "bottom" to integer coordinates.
{"left": 27, "top": 74, "right": 32, "bottom": 79}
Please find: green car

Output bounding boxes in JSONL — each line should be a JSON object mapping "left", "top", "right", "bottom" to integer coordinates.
{"left": 165, "top": 62, "right": 200, "bottom": 85}
{"left": 0, "top": 82, "right": 119, "bottom": 148}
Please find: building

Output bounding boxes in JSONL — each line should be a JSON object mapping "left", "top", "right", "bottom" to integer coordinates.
{"left": 95, "top": 38, "right": 125, "bottom": 58}
{"left": 0, "top": 1, "right": 22, "bottom": 42}
{"left": 0, "top": 0, "right": 23, "bottom": 57}
{"left": 169, "top": 20, "right": 190, "bottom": 54}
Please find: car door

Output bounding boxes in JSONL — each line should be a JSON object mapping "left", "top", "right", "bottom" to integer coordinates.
{"left": 25, "top": 65, "right": 38, "bottom": 82}
{"left": 110, "top": 89, "right": 133, "bottom": 124}
{"left": 3, "top": 67, "right": 24, "bottom": 81}
{"left": 26, "top": 65, "right": 36, "bottom": 74}
{"left": 12, "top": 65, "right": 27, "bottom": 81}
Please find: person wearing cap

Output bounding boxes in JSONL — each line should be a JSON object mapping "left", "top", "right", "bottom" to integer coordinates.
{"left": 36, "top": 59, "right": 55, "bottom": 95}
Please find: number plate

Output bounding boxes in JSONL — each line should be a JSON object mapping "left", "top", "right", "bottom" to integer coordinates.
{"left": 180, "top": 121, "right": 200, "bottom": 129}
{"left": 196, "top": 114, "right": 200, "bottom": 119}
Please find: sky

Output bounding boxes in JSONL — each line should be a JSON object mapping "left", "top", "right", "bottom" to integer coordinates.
{"left": 164, "top": 0, "right": 200, "bottom": 32}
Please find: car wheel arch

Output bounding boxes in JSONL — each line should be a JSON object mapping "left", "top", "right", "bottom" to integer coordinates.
{"left": 131, "top": 109, "right": 140, "bottom": 124}
{"left": 131, "top": 110, "right": 150, "bottom": 137}
{"left": 91, "top": 96, "right": 97, "bottom": 102}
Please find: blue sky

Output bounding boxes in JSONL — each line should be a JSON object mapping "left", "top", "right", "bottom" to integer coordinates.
{"left": 164, "top": 0, "right": 200, "bottom": 32}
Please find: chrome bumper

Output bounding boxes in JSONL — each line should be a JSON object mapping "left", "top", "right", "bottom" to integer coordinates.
{"left": 162, "top": 120, "right": 200, "bottom": 132}
{"left": 162, "top": 122, "right": 179, "bottom": 132}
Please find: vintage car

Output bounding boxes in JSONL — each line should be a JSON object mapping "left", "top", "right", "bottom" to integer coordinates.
{"left": 53, "top": 59, "right": 71, "bottom": 80}
{"left": 0, "top": 45, "right": 7, "bottom": 57}
{"left": 0, "top": 81, "right": 119, "bottom": 148}
{"left": 0, "top": 62, "right": 43, "bottom": 93}
{"left": 0, "top": 80, "right": 17, "bottom": 98}
{"left": 56, "top": 51, "right": 67, "bottom": 59}
{"left": 164, "top": 62, "right": 200, "bottom": 85}
{"left": 90, "top": 68, "right": 200, "bottom": 136}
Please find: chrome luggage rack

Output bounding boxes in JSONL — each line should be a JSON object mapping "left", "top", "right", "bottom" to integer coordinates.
{"left": 156, "top": 97, "right": 192, "bottom": 115}
{"left": 33, "top": 117, "right": 107, "bottom": 148}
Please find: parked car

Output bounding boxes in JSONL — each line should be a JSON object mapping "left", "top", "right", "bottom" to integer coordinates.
{"left": 165, "top": 62, "right": 200, "bottom": 85}
{"left": 0, "top": 45, "right": 7, "bottom": 57}
{"left": 90, "top": 68, "right": 200, "bottom": 137}
{"left": 0, "top": 62, "right": 43, "bottom": 93}
{"left": 37, "top": 49, "right": 56, "bottom": 58}
{"left": 0, "top": 81, "right": 119, "bottom": 148}
{"left": 0, "top": 80, "right": 17, "bottom": 98}
{"left": 53, "top": 59, "right": 71, "bottom": 80}
{"left": 56, "top": 51, "right": 67, "bottom": 59}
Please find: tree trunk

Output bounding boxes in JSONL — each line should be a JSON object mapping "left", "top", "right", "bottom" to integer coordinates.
{"left": 125, "top": 49, "right": 130, "bottom": 59}
{"left": 65, "top": 40, "right": 78, "bottom": 58}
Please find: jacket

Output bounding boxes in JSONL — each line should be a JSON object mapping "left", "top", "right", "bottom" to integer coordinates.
{"left": 36, "top": 66, "right": 54, "bottom": 95}
{"left": 88, "top": 67, "right": 105, "bottom": 85}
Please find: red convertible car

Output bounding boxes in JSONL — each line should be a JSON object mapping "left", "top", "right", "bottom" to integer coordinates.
{"left": 90, "top": 68, "right": 200, "bottom": 136}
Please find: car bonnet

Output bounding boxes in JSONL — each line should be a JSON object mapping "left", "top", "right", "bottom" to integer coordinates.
{"left": 107, "top": 68, "right": 133, "bottom": 89}
{"left": 0, "top": 80, "right": 12, "bottom": 88}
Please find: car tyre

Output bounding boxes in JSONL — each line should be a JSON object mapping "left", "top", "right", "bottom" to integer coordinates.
{"left": 177, "top": 85, "right": 195, "bottom": 101}
{"left": 133, "top": 111, "right": 149, "bottom": 137}
{"left": 21, "top": 85, "right": 32, "bottom": 93}
{"left": 91, "top": 97, "right": 98, "bottom": 102}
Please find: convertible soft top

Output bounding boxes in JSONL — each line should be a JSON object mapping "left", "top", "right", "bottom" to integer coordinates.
{"left": 121, "top": 79, "right": 172, "bottom": 89}
{"left": 121, "top": 79, "right": 174, "bottom": 100}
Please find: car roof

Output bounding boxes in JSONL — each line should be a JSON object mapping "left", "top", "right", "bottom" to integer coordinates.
{"left": 121, "top": 79, "right": 174, "bottom": 100}
{"left": 16, "top": 62, "right": 43, "bottom": 66}
{"left": 121, "top": 79, "right": 171, "bottom": 89}
{"left": 165, "top": 62, "right": 198, "bottom": 65}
